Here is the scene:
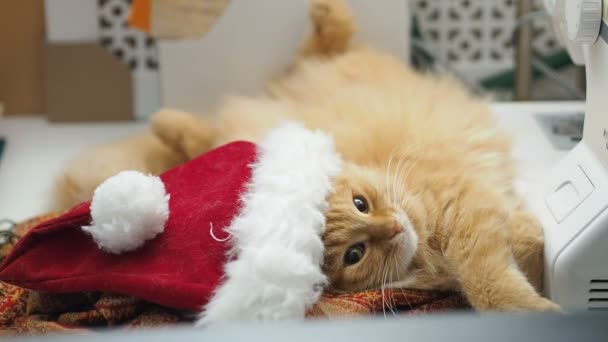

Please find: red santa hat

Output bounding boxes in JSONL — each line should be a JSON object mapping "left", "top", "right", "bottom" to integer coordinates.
{"left": 0, "top": 122, "right": 343, "bottom": 324}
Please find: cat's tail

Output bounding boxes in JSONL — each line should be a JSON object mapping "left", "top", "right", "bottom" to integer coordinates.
{"left": 150, "top": 108, "right": 216, "bottom": 160}
{"left": 299, "top": 0, "right": 356, "bottom": 58}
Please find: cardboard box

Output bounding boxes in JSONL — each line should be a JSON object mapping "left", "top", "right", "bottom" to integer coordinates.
{"left": 0, "top": 0, "right": 46, "bottom": 115}
{"left": 43, "top": 43, "right": 134, "bottom": 122}
{"left": 41, "top": 0, "right": 160, "bottom": 121}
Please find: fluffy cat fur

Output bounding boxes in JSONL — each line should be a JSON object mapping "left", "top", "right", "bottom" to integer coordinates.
{"left": 55, "top": 0, "right": 558, "bottom": 312}
{"left": 53, "top": 109, "right": 213, "bottom": 211}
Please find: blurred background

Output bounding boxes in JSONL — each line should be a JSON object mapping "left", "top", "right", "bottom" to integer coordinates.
{"left": 411, "top": 0, "right": 584, "bottom": 101}
{"left": 0, "top": 0, "right": 584, "bottom": 121}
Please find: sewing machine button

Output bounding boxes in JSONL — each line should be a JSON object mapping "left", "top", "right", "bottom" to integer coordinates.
{"left": 545, "top": 165, "right": 594, "bottom": 223}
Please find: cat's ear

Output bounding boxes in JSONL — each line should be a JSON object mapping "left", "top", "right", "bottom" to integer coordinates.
{"left": 150, "top": 108, "right": 216, "bottom": 159}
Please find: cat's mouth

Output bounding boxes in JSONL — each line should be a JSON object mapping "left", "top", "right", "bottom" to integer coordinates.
{"left": 384, "top": 228, "right": 419, "bottom": 289}
{"left": 393, "top": 214, "right": 419, "bottom": 269}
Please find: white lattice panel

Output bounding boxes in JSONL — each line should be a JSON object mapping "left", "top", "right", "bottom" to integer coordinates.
{"left": 98, "top": 0, "right": 158, "bottom": 71}
{"left": 98, "top": 0, "right": 161, "bottom": 119}
{"left": 411, "top": 0, "right": 560, "bottom": 81}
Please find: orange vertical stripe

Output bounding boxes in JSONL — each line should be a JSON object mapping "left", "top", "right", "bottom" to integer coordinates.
{"left": 128, "top": 0, "right": 151, "bottom": 33}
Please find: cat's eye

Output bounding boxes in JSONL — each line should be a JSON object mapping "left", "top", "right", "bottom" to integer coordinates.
{"left": 344, "top": 243, "right": 366, "bottom": 266}
{"left": 353, "top": 196, "right": 369, "bottom": 213}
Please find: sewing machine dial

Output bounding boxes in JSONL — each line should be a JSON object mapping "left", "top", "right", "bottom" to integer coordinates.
{"left": 565, "top": 0, "right": 602, "bottom": 43}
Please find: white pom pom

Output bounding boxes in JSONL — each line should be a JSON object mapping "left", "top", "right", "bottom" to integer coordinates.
{"left": 82, "top": 170, "right": 170, "bottom": 254}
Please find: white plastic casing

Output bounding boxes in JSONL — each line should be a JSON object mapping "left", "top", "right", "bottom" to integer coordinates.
{"left": 565, "top": 0, "right": 602, "bottom": 43}
{"left": 548, "top": 0, "right": 586, "bottom": 65}
{"left": 532, "top": 142, "right": 608, "bottom": 311}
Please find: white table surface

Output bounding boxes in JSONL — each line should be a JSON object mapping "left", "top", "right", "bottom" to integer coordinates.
{"left": 0, "top": 101, "right": 585, "bottom": 222}
{"left": 0, "top": 119, "right": 146, "bottom": 222}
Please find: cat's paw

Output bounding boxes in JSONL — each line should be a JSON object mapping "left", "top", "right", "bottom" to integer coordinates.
{"left": 311, "top": 0, "right": 352, "bottom": 31}
{"left": 476, "top": 295, "right": 562, "bottom": 313}
{"left": 505, "top": 297, "right": 562, "bottom": 313}
{"left": 150, "top": 109, "right": 214, "bottom": 158}
{"left": 311, "top": 0, "right": 332, "bottom": 25}
{"left": 150, "top": 108, "right": 194, "bottom": 139}
{"left": 300, "top": 0, "right": 355, "bottom": 57}
{"left": 150, "top": 109, "right": 187, "bottom": 153}
{"left": 532, "top": 298, "right": 563, "bottom": 313}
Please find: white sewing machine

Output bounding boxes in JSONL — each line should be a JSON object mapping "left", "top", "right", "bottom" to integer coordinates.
{"left": 537, "top": 0, "right": 608, "bottom": 312}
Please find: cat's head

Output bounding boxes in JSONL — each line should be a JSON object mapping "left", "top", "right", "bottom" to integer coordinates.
{"left": 323, "top": 163, "right": 421, "bottom": 292}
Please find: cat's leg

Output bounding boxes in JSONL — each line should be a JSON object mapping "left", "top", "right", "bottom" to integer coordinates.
{"left": 508, "top": 208, "right": 545, "bottom": 292}
{"left": 52, "top": 133, "right": 186, "bottom": 211}
{"left": 299, "top": 0, "right": 356, "bottom": 58}
{"left": 150, "top": 108, "right": 216, "bottom": 159}
{"left": 444, "top": 188, "right": 560, "bottom": 312}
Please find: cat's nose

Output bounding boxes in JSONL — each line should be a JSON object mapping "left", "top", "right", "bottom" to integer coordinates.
{"left": 392, "top": 222, "right": 404, "bottom": 236}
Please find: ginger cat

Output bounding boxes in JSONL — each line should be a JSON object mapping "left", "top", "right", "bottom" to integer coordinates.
{"left": 55, "top": 0, "right": 558, "bottom": 312}
{"left": 324, "top": 162, "right": 557, "bottom": 311}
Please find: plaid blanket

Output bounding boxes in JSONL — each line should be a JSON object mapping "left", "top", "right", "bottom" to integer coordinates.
{"left": 0, "top": 214, "right": 469, "bottom": 336}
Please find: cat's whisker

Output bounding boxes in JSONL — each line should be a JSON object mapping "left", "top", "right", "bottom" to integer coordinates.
{"left": 388, "top": 267, "right": 399, "bottom": 318}
{"left": 387, "top": 257, "right": 399, "bottom": 314}
{"left": 393, "top": 255, "right": 414, "bottom": 312}
{"left": 385, "top": 147, "right": 398, "bottom": 199}
{"left": 392, "top": 152, "right": 408, "bottom": 206}
{"left": 392, "top": 150, "right": 405, "bottom": 206}
{"left": 396, "top": 164, "right": 412, "bottom": 207}
{"left": 382, "top": 258, "right": 398, "bottom": 318}
{"left": 384, "top": 267, "right": 393, "bottom": 317}
{"left": 381, "top": 266, "right": 388, "bottom": 319}
{"left": 396, "top": 154, "right": 421, "bottom": 207}
{"left": 381, "top": 265, "right": 397, "bottom": 319}
{"left": 398, "top": 286, "right": 414, "bottom": 313}
{"left": 384, "top": 268, "right": 393, "bottom": 316}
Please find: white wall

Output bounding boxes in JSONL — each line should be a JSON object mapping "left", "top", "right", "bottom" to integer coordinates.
{"left": 44, "top": 0, "right": 99, "bottom": 43}
{"left": 159, "top": 0, "right": 411, "bottom": 114}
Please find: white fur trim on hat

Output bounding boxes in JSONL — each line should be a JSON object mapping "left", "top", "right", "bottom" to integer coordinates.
{"left": 82, "top": 170, "right": 170, "bottom": 254}
{"left": 198, "top": 122, "right": 343, "bottom": 324}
